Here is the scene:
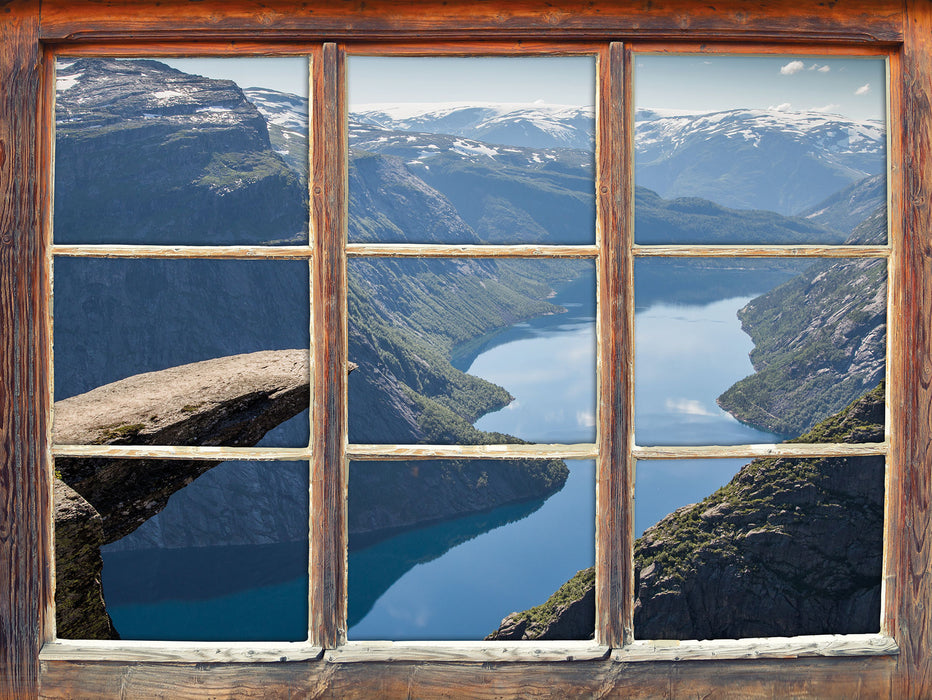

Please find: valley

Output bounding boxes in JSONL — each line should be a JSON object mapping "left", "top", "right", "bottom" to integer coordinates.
{"left": 52, "top": 56, "right": 889, "bottom": 642}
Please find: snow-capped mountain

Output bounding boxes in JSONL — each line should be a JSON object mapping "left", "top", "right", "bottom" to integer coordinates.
{"left": 635, "top": 108, "right": 886, "bottom": 215}
{"left": 243, "top": 87, "right": 308, "bottom": 176}
{"left": 353, "top": 101, "right": 595, "bottom": 151}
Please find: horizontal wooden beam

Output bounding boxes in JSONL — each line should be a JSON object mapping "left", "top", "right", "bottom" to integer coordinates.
{"left": 347, "top": 443, "right": 598, "bottom": 461}
{"left": 613, "top": 634, "right": 899, "bottom": 663}
{"left": 38, "top": 655, "right": 898, "bottom": 698}
{"left": 39, "top": 0, "right": 903, "bottom": 44}
{"left": 53, "top": 244, "right": 312, "bottom": 260}
{"left": 347, "top": 243, "right": 597, "bottom": 258}
{"left": 39, "top": 641, "right": 322, "bottom": 664}
{"left": 52, "top": 445, "right": 311, "bottom": 461}
{"left": 634, "top": 442, "right": 889, "bottom": 460}
{"left": 326, "top": 641, "right": 609, "bottom": 663}
{"left": 633, "top": 244, "right": 891, "bottom": 259}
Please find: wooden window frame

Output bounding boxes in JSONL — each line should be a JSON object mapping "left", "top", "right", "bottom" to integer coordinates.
{"left": 1, "top": 1, "right": 929, "bottom": 697}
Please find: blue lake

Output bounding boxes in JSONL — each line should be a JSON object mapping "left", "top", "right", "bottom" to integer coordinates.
{"left": 103, "top": 266, "right": 786, "bottom": 641}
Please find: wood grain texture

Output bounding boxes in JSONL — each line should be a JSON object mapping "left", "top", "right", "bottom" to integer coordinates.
{"left": 633, "top": 244, "right": 891, "bottom": 258}
{"left": 594, "top": 41, "right": 630, "bottom": 649}
{"left": 890, "top": 2, "right": 932, "bottom": 698}
{"left": 325, "top": 641, "right": 608, "bottom": 663}
{"left": 0, "top": 4, "right": 48, "bottom": 699}
{"left": 347, "top": 443, "right": 598, "bottom": 460}
{"left": 346, "top": 243, "right": 597, "bottom": 258}
{"left": 39, "top": 656, "right": 897, "bottom": 699}
{"left": 614, "top": 634, "right": 898, "bottom": 663}
{"left": 634, "top": 442, "right": 888, "bottom": 460}
{"left": 309, "top": 42, "right": 347, "bottom": 649}
{"left": 38, "top": 0, "right": 903, "bottom": 43}
{"left": 39, "top": 641, "right": 322, "bottom": 663}
{"left": 53, "top": 244, "right": 314, "bottom": 259}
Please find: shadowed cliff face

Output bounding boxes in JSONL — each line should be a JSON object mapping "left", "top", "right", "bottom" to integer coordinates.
{"left": 488, "top": 383, "right": 885, "bottom": 641}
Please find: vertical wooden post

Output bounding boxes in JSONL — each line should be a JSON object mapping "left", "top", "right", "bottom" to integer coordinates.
{"left": 891, "top": 1, "right": 932, "bottom": 697}
{"left": 595, "top": 41, "right": 634, "bottom": 647}
{"left": 0, "top": 2, "right": 50, "bottom": 697}
{"left": 309, "top": 42, "right": 348, "bottom": 648}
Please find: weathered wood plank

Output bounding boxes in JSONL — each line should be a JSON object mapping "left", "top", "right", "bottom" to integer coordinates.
{"left": 54, "top": 244, "right": 314, "bottom": 259}
{"left": 51, "top": 445, "right": 311, "bottom": 461}
{"left": 38, "top": 655, "right": 897, "bottom": 699}
{"left": 309, "top": 42, "right": 348, "bottom": 649}
{"left": 594, "top": 41, "right": 630, "bottom": 649}
{"left": 325, "top": 641, "right": 608, "bottom": 663}
{"left": 613, "top": 634, "right": 899, "bottom": 663}
{"left": 633, "top": 244, "right": 891, "bottom": 258}
{"left": 347, "top": 243, "right": 598, "bottom": 258}
{"left": 39, "top": 641, "right": 322, "bottom": 664}
{"left": 38, "top": 0, "right": 903, "bottom": 43}
{"left": 348, "top": 443, "right": 597, "bottom": 460}
{"left": 634, "top": 442, "right": 888, "bottom": 460}
{"left": 0, "top": 4, "right": 47, "bottom": 698}
{"left": 890, "top": 2, "right": 932, "bottom": 698}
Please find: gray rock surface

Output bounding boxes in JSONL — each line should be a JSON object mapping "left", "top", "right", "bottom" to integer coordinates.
{"left": 55, "top": 349, "right": 312, "bottom": 542}
{"left": 488, "top": 384, "right": 885, "bottom": 641}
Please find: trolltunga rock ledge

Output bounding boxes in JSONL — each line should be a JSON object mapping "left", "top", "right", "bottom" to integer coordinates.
{"left": 54, "top": 349, "right": 317, "bottom": 543}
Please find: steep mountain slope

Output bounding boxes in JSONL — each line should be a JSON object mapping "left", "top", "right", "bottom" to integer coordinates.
{"left": 800, "top": 173, "right": 887, "bottom": 239}
{"left": 55, "top": 58, "right": 307, "bottom": 245}
{"left": 489, "top": 383, "right": 884, "bottom": 640}
{"left": 717, "top": 209, "right": 887, "bottom": 437}
{"left": 635, "top": 108, "right": 885, "bottom": 215}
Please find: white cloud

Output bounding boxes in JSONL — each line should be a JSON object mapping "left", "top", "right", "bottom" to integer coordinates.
{"left": 855, "top": 83, "right": 871, "bottom": 95}
{"left": 780, "top": 60, "right": 805, "bottom": 75}
{"left": 768, "top": 102, "right": 793, "bottom": 112}
{"left": 818, "top": 65, "right": 831, "bottom": 73}
{"left": 665, "top": 398, "right": 716, "bottom": 417}
{"left": 812, "top": 103, "right": 840, "bottom": 113}
{"left": 576, "top": 410, "right": 596, "bottom": 428}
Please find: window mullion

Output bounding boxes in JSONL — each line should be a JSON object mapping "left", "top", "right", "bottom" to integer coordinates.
{"left": 309, "top": 41, "right": 348, "bottom": 649}
{"left": 595, "top": 41, "right": 634, "bottom": 648}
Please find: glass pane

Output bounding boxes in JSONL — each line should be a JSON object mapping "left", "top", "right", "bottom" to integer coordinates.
{"left": 55, "top": 459, "right": 308, "bottom": 641}
{"left": 348, "top": 459, "right": 594, "bottom": 641}
{"left": 634, "top": 55, "right": 887, "bottom": 244}
{"left": 53, "top": 258, "right": 310, "bottom": 447}
{"left": 55, "top": 57, "right": 309, "bottom": 245}
{"left": 635, "top": 443, "right": 883, "bottom": 640}
{"left": 348, "top": 258, "right": 595, "bottom": 445}
{"left": 635, "top": 257, "right": 886, "bottom": 444}
{"left": 348, "top": 56, "right": 595, "bottom": 244}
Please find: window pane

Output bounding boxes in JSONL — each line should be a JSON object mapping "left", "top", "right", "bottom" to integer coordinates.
{"left": 55, "top": 57, "right": 309, "bottom": 245}
{"left": 635, "top": 449, "right": 883, "bottom": 640}
{"left": 348, "top": 258, "right": 595, "bottom": 445}
{"left": 348, "top": 56, "right": 595, "bottom": 244}
{"left": 55, "top": 459, "right": 308, "bottom": 641}
{"left": 634, "top": 55, "right": 887, "bottom": 244}
{"left": 348, "top": 459, "right": 594, "bottom": 641}
{"left": 53, "top": 258, "right": 310, "bottom": 447}
{"left": 635, "top": 256, "right": 886, "bottom": 444}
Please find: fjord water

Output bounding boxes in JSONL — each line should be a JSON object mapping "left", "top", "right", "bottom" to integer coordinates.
{"left": 348, "top": 265, "right": 782, "bottom": 640}
{"left": 102, "top": 265, "right": 784, "bottom": 641}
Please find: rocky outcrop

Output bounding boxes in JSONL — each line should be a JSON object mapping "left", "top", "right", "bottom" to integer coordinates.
{"left": 55, "top": 58, "right": 307, "bottom": 245}
{"left": 55, "top": 349, "right": 312, "bottom": 543}
{"left": 53, "top": 349, "right": 314, "bottom": 638}
{"left": 53, "top": 480, "right": 118, "bottom": 640}
{"left": 488, "top": 384, "right": 885, "bottom": 641}
{"left": 717, "top": 209, "right": 887, "bottom": 437}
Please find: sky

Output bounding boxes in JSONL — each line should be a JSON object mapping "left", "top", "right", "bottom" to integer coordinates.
{"left": 636, "top": 54, "right": 886, "bottom": 122}
{"left": 156, "top": 53, "right": 886, "bottom": 123}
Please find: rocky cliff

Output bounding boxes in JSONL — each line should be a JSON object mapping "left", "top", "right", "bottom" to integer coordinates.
{"left": 717, "top": 209, "right": 887, "bottom": 437}
{"left": 488, "top": 383, "right": 884, "bottom": 640}
{"left": 55, "top": 58, "right": 307, "bottom": 245}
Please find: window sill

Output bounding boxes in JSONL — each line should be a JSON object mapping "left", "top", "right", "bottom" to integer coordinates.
{"left": 612, "top": 633, "right": 899, "bottom": 663}
{"left": 39, "top": 640, "right": 323, "bottom": 664}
